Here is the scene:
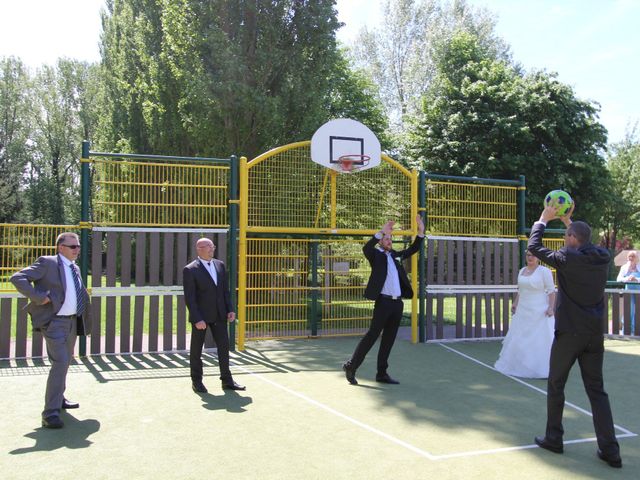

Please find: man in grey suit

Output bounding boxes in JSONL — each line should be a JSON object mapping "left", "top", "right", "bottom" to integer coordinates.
{"left": 183, "top": 237, "right": 245, "bottom": 393}
{"left": 11, "top": 232, "right": 91, "bottom": 429}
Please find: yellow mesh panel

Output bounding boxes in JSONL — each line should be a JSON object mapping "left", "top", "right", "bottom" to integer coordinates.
{"left": 0, "top": 224, "right": 78, "bottom": 292}
{"left": 427, "top": 180, "right": 517, "bottom": 237}
{"left": 244, "top": 237, "right": 376, "bottom": 340}
{"left": 318, "top": 238, "right": 373, "bottom": 335}
{"left": 91, "top": 158, "right": 229, "bottom": 227}
{"left": 245, "top": 238, "right": 310, "bottom": 339}
{"left": 247, "top": 143, "right": 413, "bottom": 232}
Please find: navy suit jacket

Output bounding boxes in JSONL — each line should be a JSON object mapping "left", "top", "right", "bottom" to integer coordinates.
{"left": 183, "top": 258, "right": 232, "bottom": 324}
{"left": 362, "top": 235, "right": 424, "bottom": 300}
{"left": 528, "top": 222, "right": 610, "bottom": 334}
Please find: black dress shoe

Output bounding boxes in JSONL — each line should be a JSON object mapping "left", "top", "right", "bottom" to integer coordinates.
{"left": 62, "top": 399, "right": 79, "bottom": 409}
{"left": 222, "top": 381, "right": 246, "bottom": 391}
{"left": 42, "top": 415, "right": 64, "bottom": 429}
{"left": 376, "top": 373, "right": 400, "bottom": 384}
{"left": 192, "top": 381, "right": 208, "bottom": 393}
{"left": 534, "top": 436, "right": 563, "bottom": 454}
{"left": 342, "top": 362, "right": 357, "bottom": 385}
{"left": 597, "top": 449, "right": 622, "bottom": 468}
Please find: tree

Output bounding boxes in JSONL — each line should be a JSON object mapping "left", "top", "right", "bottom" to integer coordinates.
{"left": 601, "top": 129, "right": 640, "bottom": 256}
{"left": 405, "top": 31, "right": 610, "bottom": 226}
{"left": 0, "top": 57, "right": 32, "bottom": 223}
{"left": 349, "top": 0, "right": 510, "bottom": 131}
{"left": 325, "top": 49, "right": 390, "bottom": 149}
{"left": 25, "top": 59, "right": 99, "bottom": 224}
{"left": 99, "top": 0, "right": 348, "bottom": 158}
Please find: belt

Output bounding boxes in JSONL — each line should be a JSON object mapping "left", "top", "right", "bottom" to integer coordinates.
{"left": 379, "top": 294, "right": 401, "bottom": 300}
{"left": 56, "top": 314, "right": 77, "bottom": 319}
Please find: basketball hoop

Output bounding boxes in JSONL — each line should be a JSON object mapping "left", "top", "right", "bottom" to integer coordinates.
{"left": 337, "top": 154, "right": 370, "bottom": 173}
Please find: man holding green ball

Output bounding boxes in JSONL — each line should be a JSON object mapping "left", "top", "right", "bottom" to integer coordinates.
{"left": 528, "top": 202, "right": 622, "bottom": 469}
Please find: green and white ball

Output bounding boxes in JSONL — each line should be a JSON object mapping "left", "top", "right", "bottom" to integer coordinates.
{"left": 544, "top": 190, "right": 573, "bottom": 216}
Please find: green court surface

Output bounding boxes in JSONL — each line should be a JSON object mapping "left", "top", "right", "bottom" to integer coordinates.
{"left": 1, "top": 337, "right": 638, "bottom": 479}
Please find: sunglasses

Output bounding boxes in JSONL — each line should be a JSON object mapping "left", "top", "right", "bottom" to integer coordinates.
{"left": 62, "top": 244, "right": 81, "bottom": 250}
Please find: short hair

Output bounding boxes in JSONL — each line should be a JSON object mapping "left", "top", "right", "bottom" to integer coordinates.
{"left": 567, "top": 221, "right": 591, "bottom": 245}
{"left": 56, "top": 232, "right": 78, "bottom": 246}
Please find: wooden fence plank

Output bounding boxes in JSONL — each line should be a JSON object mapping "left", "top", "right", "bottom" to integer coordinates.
{"left": 120, "top": 232, "right": 132, "bottom": 353}
{"left": 0, "top": 298, "right": 12, "bottom": 358}
{"left": 162, "top": 233, "right": 174, "bottom": 351}
{"left": 133, "top": 232, "right": 146, "bottom": 352}
{"left": 91, "top": 231, "right": 102, "bottom": 354}
{"left": 15, "top": 297, "right": 28, "bottom": 358}
{"left": 148, "top": 232, "right": 160, "bottom": 352}
{"left": 176, "top": 232, "right": 188, "bottom": 350}
{"left": 105, "top": 231, "right": 117, "bottom": 353}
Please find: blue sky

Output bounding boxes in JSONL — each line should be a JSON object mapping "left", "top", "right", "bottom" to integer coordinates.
{"left": 1, "top": 0, "right": 637, "bottom": 145}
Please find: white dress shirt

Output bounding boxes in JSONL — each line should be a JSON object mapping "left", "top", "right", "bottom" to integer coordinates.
{"left": 57, "top": 255, "right": 79, "bottom": 315}
{"left": 199, "top": 257, "right": 218, "bottom": 285}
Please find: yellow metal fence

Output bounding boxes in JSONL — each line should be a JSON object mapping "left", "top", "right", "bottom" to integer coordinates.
{"left": 427, "top": 180, "right": 518, "bottom": 237}
{"left": 0, "top": 224, "right": 79, "bottom": 291}
{"left": 89, "top": 157, "right": 229, "bottom": 227}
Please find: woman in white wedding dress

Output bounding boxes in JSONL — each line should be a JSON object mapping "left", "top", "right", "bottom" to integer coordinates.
{"left": 495, "top": 250, "right": 556, "bottom": 378}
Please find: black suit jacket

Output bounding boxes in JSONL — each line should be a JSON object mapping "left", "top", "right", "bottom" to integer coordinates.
{"left": 528, "top": 222, "right": 610, "bottom": 334}
{"left": 183, "top": 258, "right": 232, "bottom": 324}
{"left": 363, "top": 235, "right": 424, "bottom": 300}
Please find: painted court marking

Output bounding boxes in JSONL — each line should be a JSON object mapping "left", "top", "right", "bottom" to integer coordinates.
{"left": 227, "top": 343, "right": 636, "bottom": 462}
{"left": 438, "top": 343, "right": 638, "bottom": 438}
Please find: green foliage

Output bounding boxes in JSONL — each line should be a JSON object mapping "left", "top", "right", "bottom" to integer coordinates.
{"left": 99, "top": 0, "right": 360, "bottom": 158}
{"left": 601, "top": 130, "right": 640, "bottom": 249}
{"left": 0, "top": 57, "right": 31, "bottom": 222}
{"left": 349, "top": 0, "right": 510, "bottom": 130}
{"left": 405, "top": 31, "right": 609, "bottom": 227}
{"left": 26, "top": 59, "right": 99, "bottom": 224}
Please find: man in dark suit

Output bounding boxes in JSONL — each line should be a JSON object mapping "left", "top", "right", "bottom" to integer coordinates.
{"left": 183, "top": 237, "right": 245, "bottom": 393}
{"left": 10, "top": 232, "right": 91, "bottom": 429}
{"left": 343, "top": 216, "right": 424, "bottom": 385}
{"left": 528, "top": 204, "right": 622, "bottom": 468}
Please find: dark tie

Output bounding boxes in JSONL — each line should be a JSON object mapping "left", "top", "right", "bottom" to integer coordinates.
{"left": 70, "top": 264, "right": 85, "bottom": 315}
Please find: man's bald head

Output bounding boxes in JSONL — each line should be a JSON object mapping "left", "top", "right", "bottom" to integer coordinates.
{"left": 196, "top": 238, "right": 215, "bottom": 261}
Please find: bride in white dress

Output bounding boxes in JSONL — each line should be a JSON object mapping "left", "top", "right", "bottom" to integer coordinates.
{"left": 495, "top": 251, "right": 556, "bottom": 378}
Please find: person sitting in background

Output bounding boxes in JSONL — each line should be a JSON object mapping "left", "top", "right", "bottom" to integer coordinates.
{"left": 616, "top": 250, "right": 639, "bottom": 334}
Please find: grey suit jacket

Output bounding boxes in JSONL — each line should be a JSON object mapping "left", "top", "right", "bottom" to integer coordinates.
{"left": 10, "top": 255, "right": 91, "bottom": 335}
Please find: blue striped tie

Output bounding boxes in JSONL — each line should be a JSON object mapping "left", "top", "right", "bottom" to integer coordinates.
{"left": 70, "top": 264, "right": 85, "bottom": 315}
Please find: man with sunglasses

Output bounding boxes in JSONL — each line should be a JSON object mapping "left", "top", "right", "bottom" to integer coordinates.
{"left": 11, "top": 232, "right": 91, "bottom": 429}
{"left": 528, "top": 204, "right": 621, "bottom": 468}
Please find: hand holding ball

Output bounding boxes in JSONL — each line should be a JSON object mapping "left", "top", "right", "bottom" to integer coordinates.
{"left": 544, "top": 190, "right": 573, "bottom": 216}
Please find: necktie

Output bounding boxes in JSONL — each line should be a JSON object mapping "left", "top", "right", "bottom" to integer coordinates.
{"left": 70, "top": 264, "right": 85, "bottom": 315}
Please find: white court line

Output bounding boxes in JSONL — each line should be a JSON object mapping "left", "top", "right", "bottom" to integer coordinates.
{"left": 439, "top": 343, "right": 637, "bottom": 438}
{"left": 230, "top": 359, "right": 438, "bottom": 461}
{"left": 224, "top": 346, "right": 636, "bottom": 463}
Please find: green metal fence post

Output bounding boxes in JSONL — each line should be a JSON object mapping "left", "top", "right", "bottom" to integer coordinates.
{"left": 518, "top": 175, "right": 527, "bottom": 267}
{"left": 228, "top": 155, "right": 239, "bottom": 351}
{"left": 79, "top": 140, "right": 90, "bottom": 357}
{"left": 418, "top": 170, "right": 426, "bottom": 343}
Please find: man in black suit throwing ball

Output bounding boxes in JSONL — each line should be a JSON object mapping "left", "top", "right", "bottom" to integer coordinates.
{"left": 528, "top": 203, "right": 621, "bottom": 468}
{"left": 343, "top": 215, "right": 424, "bottom": 385}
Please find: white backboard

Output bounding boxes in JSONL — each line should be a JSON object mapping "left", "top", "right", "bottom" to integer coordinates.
{"left": 310, "top": 119, "right": 381, "bottom": 172}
